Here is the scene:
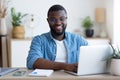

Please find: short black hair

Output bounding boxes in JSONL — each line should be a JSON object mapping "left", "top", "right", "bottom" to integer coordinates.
{"left": 47, "top": 4, "right": 67, "bottom": 17}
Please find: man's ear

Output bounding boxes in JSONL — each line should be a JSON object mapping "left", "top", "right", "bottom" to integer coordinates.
{"left": 66, "top": 17, "right": 68, "bottom": 19}
{"left": 47, "top": 18, "right": 49, "bottom": 22}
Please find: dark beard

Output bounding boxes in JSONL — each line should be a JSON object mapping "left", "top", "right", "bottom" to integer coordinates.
{"left": 50, "top": 26, "right": 66, "bottom": 36}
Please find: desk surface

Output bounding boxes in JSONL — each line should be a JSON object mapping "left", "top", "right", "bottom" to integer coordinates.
{"left": 0, "top": 68, "right": 120, "bottom": 80}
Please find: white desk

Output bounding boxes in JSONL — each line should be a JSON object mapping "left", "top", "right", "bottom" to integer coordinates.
{"left": 0, "top": 68, "right": 120, "bottom": 80}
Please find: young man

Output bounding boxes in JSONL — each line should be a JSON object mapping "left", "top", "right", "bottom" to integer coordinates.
{"left": 27, "top": 4, "right": 88, "bottom": 72}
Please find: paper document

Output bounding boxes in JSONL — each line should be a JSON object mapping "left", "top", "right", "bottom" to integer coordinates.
{"left": 28, "top": 69, "right": 54, "bottom": 77}
{"left": 0, "top": 67, "right": 19, "bottom": 76}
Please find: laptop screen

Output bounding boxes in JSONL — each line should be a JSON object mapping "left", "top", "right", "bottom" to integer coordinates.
{"left": 77, "top": 45, "right": 112, "bottom": 75}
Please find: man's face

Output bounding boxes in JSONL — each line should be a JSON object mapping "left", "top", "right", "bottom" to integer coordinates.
{"left": 47, "top": 10, "right": 67, "bottom": 36}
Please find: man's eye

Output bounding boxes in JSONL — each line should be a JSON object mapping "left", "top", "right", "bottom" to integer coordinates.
{"left": 60, "top": 17, "right": 66, "bottom": 21}
{"left": 50, "top": 18, "right": 56, "bottom": 23}
{"left": 60, "top": 18, "right": 64, "bottom": 21}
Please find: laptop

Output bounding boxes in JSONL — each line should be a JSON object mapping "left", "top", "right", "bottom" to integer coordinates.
{"left": 66, "top": 45, "right": 113, "bottom": 76}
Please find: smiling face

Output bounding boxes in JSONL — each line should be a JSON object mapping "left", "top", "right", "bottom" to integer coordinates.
{"left": 47, "top": 10, "right": 67, "bottom": 38}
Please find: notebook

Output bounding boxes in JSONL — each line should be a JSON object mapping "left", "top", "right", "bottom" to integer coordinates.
{"left": 28, "top": 69, "right": 54, "bottom": 77}
{"left": 0, "top": 67, "right": 19, "bottom": 76}
{"left": 66, "top": 45, "right": 113, "bottom": 76}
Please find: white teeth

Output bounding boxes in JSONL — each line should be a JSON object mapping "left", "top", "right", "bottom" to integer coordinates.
{"left": 56, "top": 26, "right": 62, "bottom": 30}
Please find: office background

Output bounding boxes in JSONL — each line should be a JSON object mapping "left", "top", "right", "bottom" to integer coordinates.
{"left": 1, "top": 0, "right": 120, "bottom": 67}
{"left": 6, "top": 0, "right": 113, "bottom": 40}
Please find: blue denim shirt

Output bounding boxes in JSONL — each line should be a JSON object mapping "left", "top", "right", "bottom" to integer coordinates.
{"left": 27, "top": 32, "right": 88, "bottom": 69}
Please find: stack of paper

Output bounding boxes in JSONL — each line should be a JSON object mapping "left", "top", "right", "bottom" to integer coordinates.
{"left": 28, "top": 69, "right": 54, "bottom": 77}
{"left": 0, "top": 67, "right": 19, "bottom": 76}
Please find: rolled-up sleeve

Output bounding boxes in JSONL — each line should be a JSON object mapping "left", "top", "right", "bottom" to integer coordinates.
{"left": 27, "top": 36, "right": 43, "bottom": 69}
{"left": 80, "top": 36, "right": 88, "bottom": 46}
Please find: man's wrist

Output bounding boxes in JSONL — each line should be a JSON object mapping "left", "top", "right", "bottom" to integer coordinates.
{"left": 59, "top": 63, "right": 68, "bottom": 70}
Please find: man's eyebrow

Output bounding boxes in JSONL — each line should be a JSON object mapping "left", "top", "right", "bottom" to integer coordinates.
{"left": 48, "top": 17, "right": 56, "bottom": 19}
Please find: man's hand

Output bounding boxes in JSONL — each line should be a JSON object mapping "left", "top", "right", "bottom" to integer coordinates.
{"left": 63, "top": 63, "right": 78, "bottom": 73}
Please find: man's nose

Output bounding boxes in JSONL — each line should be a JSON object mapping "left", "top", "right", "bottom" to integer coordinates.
{"left": 55, "top": 19, "right": 61, "bottom": 24}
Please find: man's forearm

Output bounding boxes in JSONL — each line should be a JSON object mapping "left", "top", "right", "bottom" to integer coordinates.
{"left": 33, "top": 58, "right": 68, "bottom": 70}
